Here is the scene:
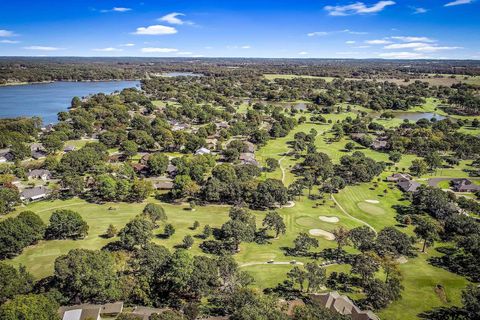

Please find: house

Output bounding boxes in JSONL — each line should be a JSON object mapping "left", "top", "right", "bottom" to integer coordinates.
{"left": 132, "top": 163, "right": 148, "bottom": 174}
{"left": 386, "top": 173, "right": 412, "bottom": 182}
{"left": 20, "top": 186, "right": 49, "bottom": 201}
{"left": 0, "top": 149, "right": 14, "bottom": 163}
{"left": 243, "top": 140, "right": 256, "bottom": 153}
{"left": 153, "top": 181, "right": 174, "bottom": 190}
{"left": 166, "top": 164, "right": 178, "bottom": 177}
{"left": 195, "top": 147, "right": 211, "bottom": 155}
{"left": 140, "top": 153, "right": 151, "bottom": 165}
{"left": 206, "top": 138, "right": 218, "bottom": 150}
{"left": 451, "top": 178, "right": 480, "bottom": 192}
{"left": 59, "top": 302, "right": 123, "bottom": 320}
{"left": 397, "top": 179, "right": 421, "bottom": 193}
{"left": 239, "top": 152, "right": 259, "bottom": 166}
{"left": 371, "top": 139, "right": 388, "bottom": 150}
{"left": 27, "top": 169, "right": 52, "bottom": 181}
{"left": 64, "top": 145, "right": 76, "bottom": 152}
{"left": 131, "top": 306, "right": 168, "bottom": 320}
{"left": 31, "top": 150, "right": 48, "bottom": 160}
{"left": 310, "top": 292, "right": 379, "bottom": 320}
{"left": 216, "top": 121, "right": 230, "bottom": 129}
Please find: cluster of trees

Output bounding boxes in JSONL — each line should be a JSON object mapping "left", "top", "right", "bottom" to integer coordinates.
{"left": 0, "top": 211, "right": 45, "bottom": 258}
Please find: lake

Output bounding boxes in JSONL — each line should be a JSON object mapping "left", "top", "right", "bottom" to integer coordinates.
{"left": 0, "top": 80, "right": 140, "bottom": 124}
{"left": 395, "top": 112, "right": 447, "bottom": 121}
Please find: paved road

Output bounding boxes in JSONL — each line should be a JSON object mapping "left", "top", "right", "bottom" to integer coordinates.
{"left": 428, "top": 177, "right": 480, "bottom": 187}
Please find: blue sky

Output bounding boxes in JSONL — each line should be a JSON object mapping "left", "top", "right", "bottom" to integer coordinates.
{"left": 0, "top": 0, "right": 479, "bottom": 59}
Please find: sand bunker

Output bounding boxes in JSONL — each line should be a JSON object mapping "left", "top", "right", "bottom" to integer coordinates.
{"left": 396, "top": 256, "right": 408, "bottom": 264}
{"left": 309, "top": 229, "right": 336, "bottom": 240}
{"left": 282, "top": 201, "right": 296, "bottom": 208}
{"left": 365, "top": 199, "right": 380, "bottom": 204}
{"left": 319, "top": 216, "right": 339, "bottom": 223}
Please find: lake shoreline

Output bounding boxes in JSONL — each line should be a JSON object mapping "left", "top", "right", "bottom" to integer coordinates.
{"left": 0, "top": 79, "right": 142, "bottom": 87}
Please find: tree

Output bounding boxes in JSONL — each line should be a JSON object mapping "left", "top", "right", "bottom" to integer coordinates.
{"left": 192, "top": 220, "right": 200, "bottom": 230}
{"left": 130, "top": 179, "right": 153, "bottom": 202}
{"left": 0, "top": 294, "right": 59, "bottom": 320}
{"left": 293, "top": 233, "right": 319, "bottom": 255}
{"left": 148, "top": 153, "right": 169, "bottom": 176}
{"left": 54, "top": 249, "right": 119, "bottom": 302}
{"left": 345, "top": 141, "right": 355, "bottom": 151}
{"left": 265, "top": 158, "right": 280, "bottom": 172}
{"left": 183, "top": 235, "right": 194, "bottom": 249}
{"left": 424, "top": 152, "right": 443, "bottom": 171}
{"left": 0, "top": 263, "right": 34, "bottom": 304}
{"left": 462, "top": 284, "right": 480, "bottom": 319}
{"left": 61, "top": 175, "right": 84, "bottom": 196}
{"left": 119, "top": 218, "right": 154, "bottom": 249}
{"left": 105, "top": 224, "right": 118, "bottom": 238}
{"left": 164, "top": 223, "right": 176, "bottom": 238}
{"left": 351, "top": 252, "right": 380, "bottom": 284}
{"left": 349, "top": 226, "right": 376, "bottom": 252}
{"left": 0, "top": 211, "right": 45, "bottom": 258}
{"left": 46, "top": 210, "right": 88, "bottom": 240}
{"left": 42, "top": 133, "right": 64, "bottom": 154}
{"left": 142, "top": 203, "right": 167, "bottom": 225}
{"left": 305, "top": 262, "right": 326, "bottom": 293}
{"left": 150, "top": 310, "right": 185, "bottom": 320}
{"left": 221, "top": 207, "right": 256, "bottom": 251}
{"left": 253, "top": 179, "right": 289, "bottom": 209}
{"left": 388, "top": 151, "right": 402, "bottom": 164}
{"left": 0, "top": 187, "right": 20, "bottom": 215}
{"left": 121, "top": 140, "right": 138, "bottom": 158}
{"left": 409, "top": 159, "right": 428, "bottom": 177}
{"left": 9, "top": 142, "right": 30, "bottom": 161}
{"left": 202, "top": 225, "right": 212, "bottom": 238}
{"left": 262, "top": 211, "right": 286, "bottom": 238}
{"left": 375, "top": 227, "right": 414, "bottom": 257}
{"left": 414, "top": 216, "right": 441, "bottom": 253}
{"left": 287, "top": 266, "right": 307, "bottom": 291}
{"left": 332, "top": 226, "right": 350, "bottom": 254}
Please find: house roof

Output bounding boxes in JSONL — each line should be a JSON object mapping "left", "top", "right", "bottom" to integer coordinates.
{"left": 20, "top": 186, "right": 49, "bottom": 199}
{"left": 28, "top": 169, "right": 51, "bottom": 178}
{"left": 59, "top": 306, "right": 101, "bottom": 320}
{"left": 309, "top": 292, "right": 379, "bottom": 320}
{"left": 154, "top": 181, "right": 174, "bottom": 189}
{"left": 397, "top": 180, "right": 421, "bottom": 192}
{"left": 452, "top": 179, "right": 480, "bottom": 192}
{"left": 195, "top": 147, "right": 211, "bottom": 155}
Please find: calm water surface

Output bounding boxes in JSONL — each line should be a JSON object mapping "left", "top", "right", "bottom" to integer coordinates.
{"left": 0, "top": 80, "right": 140, "bottom": 124}
{"left": 395, "top": 112, "right": 447, "bottom": 121}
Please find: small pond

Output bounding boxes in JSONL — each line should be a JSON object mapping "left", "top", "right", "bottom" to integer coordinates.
{"left": 394, "top": 112, "right": 447, "bottom": 121}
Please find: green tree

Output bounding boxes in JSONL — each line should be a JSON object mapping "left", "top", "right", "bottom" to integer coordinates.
{"left": 293, "top": 233, "right": 319, "bottom": 255}
{"left": 414, "top": 216, "right": 441, "bottom": 253}
{"left": 0, "top": 263, "right": 34, "bottom": 304}
{"left": 409, "top": 159, "right": 428, "bottom": 177}
{"left": 424, "top": 152, "right": 443, "bottom": 172}
{"left": 105, "top": 224, "right": 118, "bottom": 238}
{"left": 147, "top": 153, "right": 169, "bottom": 176}
{"left": 46, "top": 209, "right": 88, "bottom": 240}
{"left": 262, "top": 211, "right": 286, "bottom": 238}
{"left": 119, "top": 218, "right": 154, "bottom": 249}
{"left": 54, "top": 249, "right": 119, "bottom": 302}
{"left": 142, "top": 203, "right": 167, "bottom": 225}
{"left": 0, "top": 187, "right": 20, "bottom": 215}
{"left": 388, "top": 151, "right": 402, "bottom": 164}
{"left": 349, "top": 226, "right": 376, "bottom": 252}
{"left": 121, "top": 140, "right": 138, "bottom": 158}
{"left": 183, "top": 235, "right": 194, "bottom": 249}
{"left": 164, "top": 223, "right": 176, "bottom": 238}
{"left": 0, "top": 294, "right": 59, "bottom": 320}
{"left": 305, "top": 262, "right": 326, "bottom": 293}
{"left": 265, "top": 158, "right": 280, "bottom": 172}
{"left": 351, "top": 252, "right": 380, "bottom": 284}
{"left": 287, "top": 266, "right": 307, "bottom": 291}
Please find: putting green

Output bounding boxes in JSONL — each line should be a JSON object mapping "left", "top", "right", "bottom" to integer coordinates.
{"left": 357, "top": 202, "right": 386, "bottom": 216}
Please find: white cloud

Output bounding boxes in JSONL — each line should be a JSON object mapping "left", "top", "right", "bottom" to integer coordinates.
{"left": 298, "top": 51, "right": 309, "bottom": 55}
{"left": 391, "top": 36, "right": 436, "bottom": 43}
{"left": 23, "top": 46, "right": 63, "bottom": 51}
{"left": 0, "top": 29, "right": 16, "bottom": 37}
{"left": 241, "top": 45, "right": 251, "bottom": 49}
{"left": 346, "top": 40, "right": 356, "bottom": 44}
{"left": 92, "top": 47, "right": 123, "bottom": 52}
{"left": 307, "top": 31, "right": 329, "bottom": 37}
{"left": 159, "top": 12, "right": 193, "bottom": 25}
{"left": 133, "top": 25, "right": 177, "bottom": 35}
{"left": 325, "top": 1, "right": 396, "bottom": 16}
{"left": 365, "top": 39, "right": 392, "bottom": 44}
{"left": 177, "top": 51, "right": 193, "bottom": 55}
{"left": 0, "top": 39, "right": 19, "bottom": 44}
{"left": 384, "top": 42, "right": 430, "bottom": 49}
{"left": 101, "top": 7, "right": 132, "bottom": 13}
{"left": 141, "top": 47, "right": 178, "bottom": 53}
{"left": 354, "top": 45, "right": 371, "bottom": 48}
{"left": 415, "top": 46, "right": 462, "bottom": 52}
{"left": 411, "top": 7, "right": 428, "bottom": 14}
{"left": 444, "top": 0, "right": 473, "bottom": 7}
{"left": 343, "top": 29, "right": 369, "bottom": 35}
{"left": 379, "top": 51, "right": 426, "bottom": 59}
{"left": 120, "top": 43, "right": 135, "bottom": 47}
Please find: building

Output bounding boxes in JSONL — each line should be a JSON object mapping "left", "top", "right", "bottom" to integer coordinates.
{"left": 239, "top": 152, "right": 259, "bottom": 166}
{"left": 20, "top": 186, "right": 49, "bottom": 201}
{"left": 451, "top": 178, "right": 480, "bottom": 193}
{"left": 166, "top": 164, "right": 178, "bottom": 177}
{"left": 27, "top": 169, "right": 52, "bottom": 181}
{"left": 397, "top": 179, "right": 421, "bottom": 193}
{"left": 310, "top": 292, "right": 379, "bottom": 320}
{"left": 131, "top": 306, "right": 168, "bottom": 320}
{"left": 153, "top": 181, "right": 174, "bottom": 190}
{"left": 31, "top": 143, "right": 47, "bottom": 159}
{"left": 0, "top": 149, "right": 14, "bottom": 163}
{"left": 386, "top": 173, "right": 412, "bottom": 182}
{"left": 243, "top": 140, "right": 256, "bottom": 153}
{"left": 64, "top": 145, "right": 76, "bottom": 152}
{"left": 59, "top": 302, "right": 123, "bottom": 320}
{"left": 195, "top": 147, "right": 211, "bottom": 155}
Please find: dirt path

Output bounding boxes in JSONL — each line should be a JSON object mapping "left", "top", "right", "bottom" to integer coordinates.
{"left": 240, "top": 261, "right": 304, "bottom": 267}
{"left": 279, "top": 155, "right": 287, "bottom": 183}
{"left": 331, "top": 195, "right": 377, "bottom": 234}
